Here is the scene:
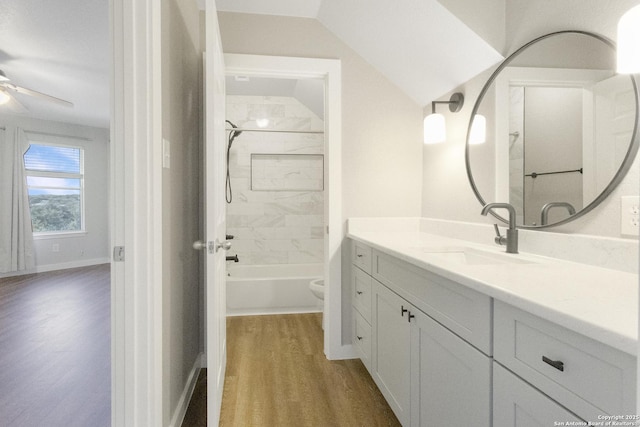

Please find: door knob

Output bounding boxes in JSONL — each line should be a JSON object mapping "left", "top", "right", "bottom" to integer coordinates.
{"left": 192, "top": 240, "right": 208, "bottom": 251}
{"left": 215, "top": 239, "right": 232, "bottom": 252}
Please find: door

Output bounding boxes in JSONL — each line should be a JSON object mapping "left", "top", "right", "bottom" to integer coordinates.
{"left": 372, "top": 280, "right": 411, "bottom": 426}
{"left": 410, "top": 308, "right": 491, "bottom": 427}
{"left": 201, "top": 4, "right": 228, "bottom": 426}
{"left": 584, "top": 74, "right": 636, "bottom": 201}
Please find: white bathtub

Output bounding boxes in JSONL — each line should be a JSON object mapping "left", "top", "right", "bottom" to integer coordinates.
{"left": 226, "top": 263, "right": 323, "bottom": 316}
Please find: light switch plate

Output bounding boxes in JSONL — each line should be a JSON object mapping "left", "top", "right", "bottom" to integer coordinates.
{"left": 620, "top": 196, "right": 639, "bottom": 236}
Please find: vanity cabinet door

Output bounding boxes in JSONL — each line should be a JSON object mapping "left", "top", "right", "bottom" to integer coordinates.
{"left": 353, "top": 308, "right": 372, "bottom": 373}
{"left": 372, "top": 280, "right": 411, "bottom": 426}
{"left": 410, "top": 308, "right": 491, "bottom": 427}
{"left": 494, "top": 363, "right": 583, "bottom": 427}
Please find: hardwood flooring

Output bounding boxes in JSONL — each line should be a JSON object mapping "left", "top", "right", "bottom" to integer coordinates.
{"left": 183, "top": 313, "right": 400, "bottom": 427}
{"left": 0, "top": 264, "right": 111, "bottom": 427}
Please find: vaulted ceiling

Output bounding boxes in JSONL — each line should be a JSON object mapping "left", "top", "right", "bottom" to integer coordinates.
{"left": 215, "top": 0, "right": 504, "bottom": 106}
{"left": 0, "top": 0, "right": 503, "bottom": 129}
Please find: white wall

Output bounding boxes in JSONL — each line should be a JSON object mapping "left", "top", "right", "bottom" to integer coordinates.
{"left": 523, "top": 87, "right": 583, "bottom": 225}
{"left": 0, "top": 114, "right": 109, "bottom": 277}
{"left": 217, "top": 13, "right": 424, "bottom": 219}
{"left": 422, "top": 1, "right": 640, "bottom": 239}
{"left": 161, "top": 0, "right": 203, "bottom": 425}
{"left": 217, "top": 12, "right": 424, "bottom": 345}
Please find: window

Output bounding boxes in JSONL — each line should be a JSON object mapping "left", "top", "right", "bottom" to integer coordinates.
{"left": 23, "top": 143, "right": 84, "bottom": 234}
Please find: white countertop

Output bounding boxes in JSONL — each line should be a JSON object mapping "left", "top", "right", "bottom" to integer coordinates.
{"left": 347, "top": 229, "right": 638, "bottom": 356}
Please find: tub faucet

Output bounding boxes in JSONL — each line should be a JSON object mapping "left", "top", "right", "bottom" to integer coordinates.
{"left": 540, "top": 202, "right": 576, "bottom": 225}
{"left": 481, "top": 202, "right": 518, "bottom": 254}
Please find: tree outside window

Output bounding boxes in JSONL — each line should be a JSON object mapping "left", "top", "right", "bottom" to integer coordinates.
{"left": 23, "top": 143, "right": 84, "bottom": 234}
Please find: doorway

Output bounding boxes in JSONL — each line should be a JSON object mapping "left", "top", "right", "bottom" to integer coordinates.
{"left": 223, "top": 54, "right": 347, "bottom": 361}
{"left": 224, "top": 75, "right": 326, "bottom": 318}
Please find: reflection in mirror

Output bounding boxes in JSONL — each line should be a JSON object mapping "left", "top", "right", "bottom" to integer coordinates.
{"left": 467, "top": 31, "right": 639, "bottom": 228}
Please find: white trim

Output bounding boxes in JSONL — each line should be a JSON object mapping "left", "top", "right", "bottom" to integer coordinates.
{"left": 110, "top": 0, "right": 164, "bottom": 425}
{"left": 326, "top": 343, "right": 357, "bottom": 360}
{"left": 169, "top": 353, "right": 205, "bottom": 427}
{"left": 33, "top": 231, "right": 88, "bottom": 240}
{"left": 0, "top": 258, "right": 110, "bottom": 278}
{"left": 224, "top": 54, "right": 344, "bottom": 360}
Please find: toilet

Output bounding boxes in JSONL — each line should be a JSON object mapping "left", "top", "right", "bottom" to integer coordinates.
{"left": 309, "top": 278, "right": 324, "bottom": 328}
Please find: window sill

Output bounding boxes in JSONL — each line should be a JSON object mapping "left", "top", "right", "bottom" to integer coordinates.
{"left": 33, "top": 231, "right": 88, "bottom": 240}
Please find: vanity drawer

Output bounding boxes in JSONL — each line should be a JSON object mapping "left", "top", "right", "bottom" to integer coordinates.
{"left": 352, "top": 241, "right": 372, "bottom": 274}
{"left": 354, "top": 309, "right": 372, "bottom": 373}
{"left": 372, "top": 250, "right": 492, "bottom": 355}
{"left": 352, "top": 265, "right": 372, "bottom": 322}
{"left": 494, "top": 300, "right": 636, "bottom": 421}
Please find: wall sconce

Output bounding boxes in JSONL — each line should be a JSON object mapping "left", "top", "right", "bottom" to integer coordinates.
{"left": 424, "top": 92, "right": 464, "bottom": 144}
{"left": 617, "top": 5, "right": 640, "bottom": 73}
{"left": 469, "top": 114, "right": 486, "bottom": 145}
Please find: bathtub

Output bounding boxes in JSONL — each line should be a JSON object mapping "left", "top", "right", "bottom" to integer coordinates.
{"left": 226, "top": 263, "right": 324, "bottom": 316}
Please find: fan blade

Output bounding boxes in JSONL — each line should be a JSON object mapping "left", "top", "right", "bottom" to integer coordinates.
{"left": 4, "top": 94, "right": 29, "bottom": 114}
{"left": 6, "top": 83, "right": 73, "bottom": 107}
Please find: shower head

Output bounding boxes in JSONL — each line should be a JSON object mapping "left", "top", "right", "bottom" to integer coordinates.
{"left": 225, "top": 119, "right": 243, "bottom": 139}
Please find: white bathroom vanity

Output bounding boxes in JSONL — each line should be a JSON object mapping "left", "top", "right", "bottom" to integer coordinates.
{"left": 348, "top": 218, "right": 637, "bottom": 427}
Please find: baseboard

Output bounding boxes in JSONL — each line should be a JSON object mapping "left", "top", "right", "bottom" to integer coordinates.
{"left": 169, "top": 352, "right": 205, "bottom": 427}
{"left": 226, "top": 308, "right": 322, "bottom": 317}
{"left": 0, "top": 257, "right": 110, "bottom": 278}
{"left": 326, "top": 343, "right": 357, "bottom": 360}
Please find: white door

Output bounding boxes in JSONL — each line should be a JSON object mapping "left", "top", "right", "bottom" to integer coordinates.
{"left": 584, "top": 74, "right": 636, "bottom": 201}
{"left": 201, "top": 3, "right": 228, "bottom": 426}
{"left": 493, "top": 363, "right": 583, "bottom": 427}
{"left": 372, "top": 280, "right": 411, "bottom": 426}
{"left": 410, "top": 308, "right": 491, "bottom": 427}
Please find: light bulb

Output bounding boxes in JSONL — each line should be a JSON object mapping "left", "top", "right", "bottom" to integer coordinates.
{"left": 617, "top": 5, "right": 640, "bottom": 74}
{"left": 424, "top": 114, "right": 446, "bottom": 144}
{"left": 0, "top": 90, "right": 10, "bottom": 105}
{"left": 469, "top": 114, "right": 486, "bottom": 145}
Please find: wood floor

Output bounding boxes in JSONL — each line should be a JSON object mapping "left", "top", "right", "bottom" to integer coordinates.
{"left": 183, "top": 313, "right": 400, "bottom": 427}
{"left": 0, "top": 264, "right": 111, "bottom": 427}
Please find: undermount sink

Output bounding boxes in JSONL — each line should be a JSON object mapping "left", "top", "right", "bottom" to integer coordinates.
{"left": 418, "top": 247, "right": 536, "bottom": 266}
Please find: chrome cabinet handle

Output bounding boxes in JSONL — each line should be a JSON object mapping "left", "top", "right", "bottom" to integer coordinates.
{"left": 401, "top": 306, "right": 408, "bottom": 317}
{"left": 356, "top": 254, "right": 363, "bottom": 258}
{"left": 408, "top": 312, "right": 415, "bottom": 322}
{"left": 357, "top": 336, "right": 363, "bottom": 341}
{"left": 542, "top": 356, "right": 564, "bottom": 372}
{"left": 356, "top": 291, "right": 363, "bottom": 295}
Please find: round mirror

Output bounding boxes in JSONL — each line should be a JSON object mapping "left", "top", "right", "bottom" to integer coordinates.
{"left": 466, "top": 30, "right": 639, "bottom": 228}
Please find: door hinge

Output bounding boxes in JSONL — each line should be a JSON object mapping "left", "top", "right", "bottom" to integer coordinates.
{"left": 113, "top": 246, "right": 125, "bottom": 262}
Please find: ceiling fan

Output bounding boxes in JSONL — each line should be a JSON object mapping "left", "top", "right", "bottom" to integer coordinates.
{"left": 0, "top": 69, "right": 73, "bottom": 112}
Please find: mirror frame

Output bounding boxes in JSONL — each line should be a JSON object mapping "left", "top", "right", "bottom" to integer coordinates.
{"left": 465, "top": 30, "right": 640, "bottom": 229}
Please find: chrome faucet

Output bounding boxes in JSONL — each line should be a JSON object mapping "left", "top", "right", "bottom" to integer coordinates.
{"left": 481, "top": 203, "right": 518, "bottom": 254}
{"left": 540, "top": 202, "right": 576, "bottom": 225}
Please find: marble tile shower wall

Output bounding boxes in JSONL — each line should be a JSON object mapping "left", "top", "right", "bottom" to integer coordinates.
{"left": 226, "top": 95, "right": 325, "bottom": 266}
